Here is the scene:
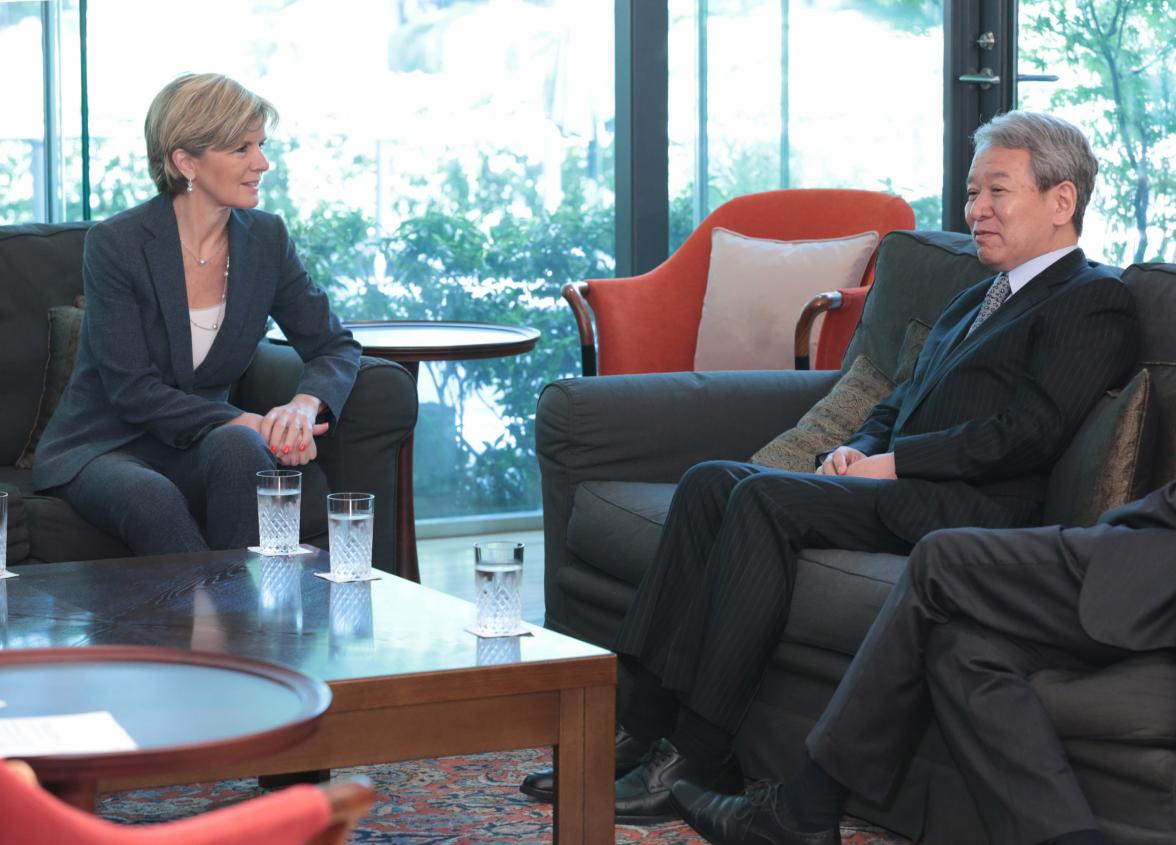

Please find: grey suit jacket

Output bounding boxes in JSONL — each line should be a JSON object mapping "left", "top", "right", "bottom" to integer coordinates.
{"left": 33, "top": 193, "right": 362, "bottom": 491}
{"left": 1075, "top": 482, "right": 1176, "bottom": 650}
{"left": 843, "top": 249, "right": 1139, "bottom": 541}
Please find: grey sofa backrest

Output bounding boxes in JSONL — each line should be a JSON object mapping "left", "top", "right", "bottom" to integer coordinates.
{"left": 0, "top": 222, "right": 92, "bottom": 464}
{"left": 1122, "top": 262, "right": 1176, "bottom": 489}
{"left": 841, "top": 230, "right": 990, "bottom": 380}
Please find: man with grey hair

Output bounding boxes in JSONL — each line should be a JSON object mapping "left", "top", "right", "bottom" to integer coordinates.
{"left": 519, "top": 111, "right": 1138, "bottom": 838}
{"left": 660, "top": 112, "right": 1137, "bottom": 845}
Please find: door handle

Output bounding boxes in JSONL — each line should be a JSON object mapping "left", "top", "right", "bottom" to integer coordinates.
{"left": 958, "top": 68, "right": 1000, "bottom": 89}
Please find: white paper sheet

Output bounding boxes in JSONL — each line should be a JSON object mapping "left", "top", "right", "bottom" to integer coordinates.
{"left": 0, "top": 710, "right": 138, "bottom": 757}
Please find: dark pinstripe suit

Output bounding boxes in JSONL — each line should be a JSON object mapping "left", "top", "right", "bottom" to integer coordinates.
{"left": 614, "top": 249, "right": 1139, "bottom": 734}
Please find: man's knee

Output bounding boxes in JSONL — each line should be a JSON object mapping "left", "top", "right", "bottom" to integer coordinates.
{"left": 676, "top": 460, "right": 757, "bottom": 507}
{"left": 906, "top": 526, "right": 989, "bottom": 588}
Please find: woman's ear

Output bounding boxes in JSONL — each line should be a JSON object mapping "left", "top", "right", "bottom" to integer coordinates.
{"left": 171, "top": 148, "right": 195, "bottom": 182}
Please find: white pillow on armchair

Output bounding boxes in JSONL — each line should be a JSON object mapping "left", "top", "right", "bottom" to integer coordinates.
{"left": 693, "top": 227, "right": 879, "bottom": 371}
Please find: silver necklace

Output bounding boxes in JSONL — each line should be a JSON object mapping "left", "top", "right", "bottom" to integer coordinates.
{"left": 189, "top": 254, "right": 230, "bottom": 332}
{"left": 181, "top": 236, "right": 226, "bottom": 267}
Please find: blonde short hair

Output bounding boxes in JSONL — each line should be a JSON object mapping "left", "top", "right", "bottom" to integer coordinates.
{"left": 145, "top": 73, "right": 278, "bottom": 195}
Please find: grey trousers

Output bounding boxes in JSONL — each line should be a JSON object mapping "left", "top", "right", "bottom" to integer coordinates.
{"left": 61, "top": 424, "right": 278, "bottom": 554}
{"left": 807, "top": 525, "right": 1130, "bottom": 845}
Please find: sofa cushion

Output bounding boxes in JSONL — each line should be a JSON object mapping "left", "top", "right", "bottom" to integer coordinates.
{"left": 567, "top": 480, "right": 674, "bottom": 587}
{"left": 1043, "top": 368, "right": 1157, "bottom": 527}
{"left": 843, "top": 230, "right": 990, "bottom": 379}
{"left": 750, "top": 355, "right": 895, "bottom": 471}
{"left": 1121, "top": 262, "right": 1176, "bottom": 491}
{"left": 0, "top": 223, "right": 90, "bottom": 464}
{"left": 1033, "top": 653, "right": 1176, "bottom": 744}
{"left": 784, "top": 548, "right": 908, "bottom": 655}
{"left": 17, "top": 300, "right": 86, "bottom": 469}
{"left": 694, "top": 228, "right": 878, "bottom": 371}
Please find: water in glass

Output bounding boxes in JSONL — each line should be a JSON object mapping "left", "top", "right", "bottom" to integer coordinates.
{"left": 474, "top": 541, "right": 524, "bottom": 635}
{"left": 258, "top": 486, "right": 301, "bottom": 555}
{"left": 329, "top": 508, "right": 374, "bottom": 578}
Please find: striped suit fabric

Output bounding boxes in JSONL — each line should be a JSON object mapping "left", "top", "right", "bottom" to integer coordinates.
{"left": 614, "top": 248, "right": 1139, "bottom": 735}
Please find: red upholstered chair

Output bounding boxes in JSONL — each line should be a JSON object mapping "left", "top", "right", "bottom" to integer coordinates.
{"left": 1, "top": 759, "right": 376, "bottom": 845}
{"left": 564, "top": 188, "right": 915, "bottom": 374}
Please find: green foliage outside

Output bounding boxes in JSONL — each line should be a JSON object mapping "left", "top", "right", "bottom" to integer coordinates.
{"left": 1022, "top": 0, "right": 1175, "bottom": 263}
{"left": 257, "top": 142, "right": 615, "bottom": 518}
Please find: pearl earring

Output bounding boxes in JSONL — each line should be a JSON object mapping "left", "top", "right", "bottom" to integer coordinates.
{"left": 186, "top": 179, "right": 194, "bottom": 193}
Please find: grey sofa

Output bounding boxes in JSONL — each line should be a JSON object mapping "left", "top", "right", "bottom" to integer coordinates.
{"left": 1, "top": 221, "right": 417, "bottom": 571}
{"left": 536, "top": 230, "right": 1176, "bottom": 844}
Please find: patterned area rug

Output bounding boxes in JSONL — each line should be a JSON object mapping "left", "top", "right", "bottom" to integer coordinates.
{"left": 97, "top": 747, "right": 910, "bottom": 844}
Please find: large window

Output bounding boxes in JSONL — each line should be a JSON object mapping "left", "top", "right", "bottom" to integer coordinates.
{"left": 0, "top": 2, "right": 48, "bottom": 223}
{"left": 5, "top": 1, "right": 1173, "bottom": 531}
{"left": 1018, "top": 0, "right": 1175, "bottom": 264}
{"left": 668, "top": 0, "right": 944, "bottom": 248}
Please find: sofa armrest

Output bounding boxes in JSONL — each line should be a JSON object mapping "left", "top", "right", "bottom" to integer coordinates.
{"left": 233, "top": 342, "right": 417, "bottom": 572}
{"left": 537, "top": 369, "right": 837, "bottom": 632}
{"left": 536, "top": 369, "right": 838, "bottom": 487}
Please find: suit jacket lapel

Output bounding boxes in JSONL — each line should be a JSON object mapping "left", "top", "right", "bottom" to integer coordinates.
{"left": 196, "top": 209, "right": 258, "bottom": 379}
{"left": 140, "top": 194, "right": 195, "bottom": 391}
{"left": 893, "top": 249, "right": 1089, "bottom": 432}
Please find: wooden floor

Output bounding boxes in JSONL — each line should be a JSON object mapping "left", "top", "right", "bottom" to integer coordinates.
{"left": 417, "top": 529, "right": 546, "bottom": 625}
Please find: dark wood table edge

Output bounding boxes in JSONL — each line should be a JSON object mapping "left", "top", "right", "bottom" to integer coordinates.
{"left": 341, "top": 319, "right": 541, "bottom": 362}
{"left": 1, "top": 645, "right": 331, "bottom": 805}
{"left": 99, "top": 653, "right": 616, "bottom": 843}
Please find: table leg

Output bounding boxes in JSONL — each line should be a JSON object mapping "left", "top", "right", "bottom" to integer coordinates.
{"left": 553, "top": 684, "right": 615, "bottom": 844}
{"left": 395, "top": 361, "right": 421, "bottom": 583}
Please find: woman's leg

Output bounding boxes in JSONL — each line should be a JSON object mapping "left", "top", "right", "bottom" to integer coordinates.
{"left": 62, "top": 449, "right": 209, "bottom": 554}
{"left": 180, "top": 424, "right": 276, "bottom": 550}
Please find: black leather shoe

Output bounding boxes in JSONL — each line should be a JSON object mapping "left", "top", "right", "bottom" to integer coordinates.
{"left": 519, "top": 724, "right": 650, "bottom": 802}
{"left": 670, "top": 778, "right": 840, "bottom": 845}
{"left": 615, "top": 738, "right": 743, "bottom": 825}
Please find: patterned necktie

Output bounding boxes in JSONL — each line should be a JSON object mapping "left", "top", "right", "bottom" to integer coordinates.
{"left": 966, "top": 273, "right": 1011, "bottom": 338}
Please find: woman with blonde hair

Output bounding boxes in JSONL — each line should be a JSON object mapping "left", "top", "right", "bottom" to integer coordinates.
{"left": 33, "top": 73, "right": 360, "bottom": 553}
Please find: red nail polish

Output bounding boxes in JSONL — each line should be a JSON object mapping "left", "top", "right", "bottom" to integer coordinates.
{"left": 283, "top": 445, "right": 290, "bottom": 454}
{"left": 271, "top": 445, "right": 277, "bottom": 453}
{"left": 299, "top": 443, "right": 306, "bottom": 452}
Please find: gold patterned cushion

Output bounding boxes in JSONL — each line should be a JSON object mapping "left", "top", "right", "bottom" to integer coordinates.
{"left": 1043, "top": 368, "right": 1157, "bottom": 527}
{"left": 750, "top": 318, "right": 933, "bottom": 472}
{"left": 750, "top": 354, "right": 896, "bottom": 471}
{"left": 16, "top": 298, "right": 85, "bottom": 470}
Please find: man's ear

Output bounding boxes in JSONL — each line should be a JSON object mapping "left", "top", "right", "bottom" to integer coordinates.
{"left": 1051, "top": 180, "right": 1078, "bottom": 227}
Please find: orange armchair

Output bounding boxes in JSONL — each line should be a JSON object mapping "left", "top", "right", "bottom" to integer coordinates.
{"left": 564, "top": 189, "right": 915, "bottom": 374}
{"left": 1, "top": 759, "right": 376, "bottom": 845}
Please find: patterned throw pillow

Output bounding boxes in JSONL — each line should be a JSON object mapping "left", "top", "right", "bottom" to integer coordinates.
{"left": 749, "top": 318, "right": 933, "bottom": 472}
{"left": 1043, "top": 368, "right": 1157, "bottom": 527}
{"left": 16, "top": 298, "right": 86, "bottom": 469}
{"left": 750, "top": 354, "right": 896, "bottom": 471}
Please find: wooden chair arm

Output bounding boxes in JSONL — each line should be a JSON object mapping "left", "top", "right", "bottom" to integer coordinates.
{"left": 307, "top": 777, "right": 377, "bottom": 845}
{"left": 794, "top": 290, "right": 844, "bottom": 370}
{"left": 561, "top": 281, "right": 598, "bottom": 376}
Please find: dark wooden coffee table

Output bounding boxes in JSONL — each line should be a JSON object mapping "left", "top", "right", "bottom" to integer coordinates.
{"left": 0, "top": 646, "right": 331, "bottom": 810}
{"left": 0, "top": 549, "right": 614, "bottom": 843}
